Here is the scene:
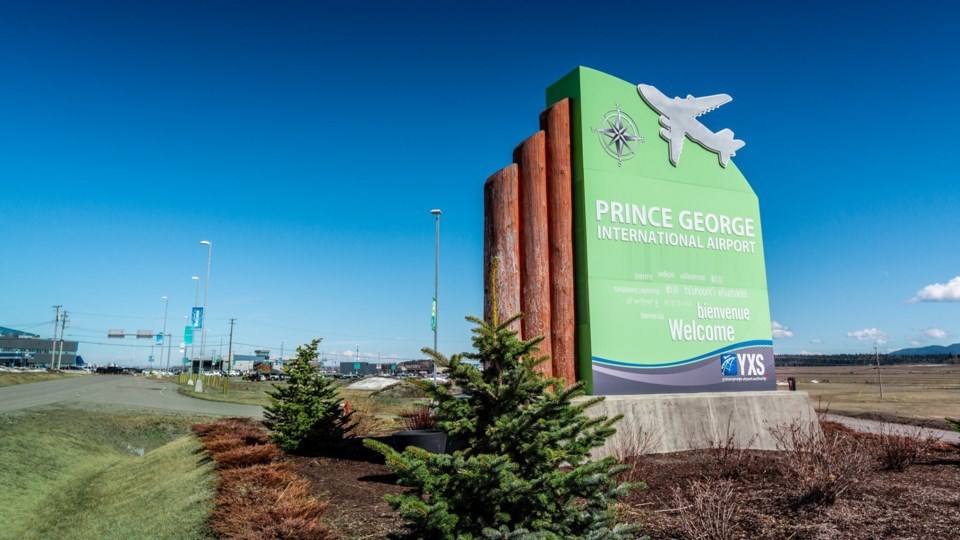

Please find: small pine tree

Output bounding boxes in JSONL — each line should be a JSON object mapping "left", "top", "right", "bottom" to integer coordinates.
{"left": 264, "top": 338, "right": 353, "bottom": 453}
{"left": 366, "top": 265, "right": 640, "bottom": 538}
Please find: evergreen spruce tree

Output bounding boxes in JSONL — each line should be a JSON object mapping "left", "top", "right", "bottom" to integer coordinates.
{"left": 366, "top": 261, "right": 641, "bottom": 539}
{"left": 264, "top": 338, "right": 353, "bottom": 453}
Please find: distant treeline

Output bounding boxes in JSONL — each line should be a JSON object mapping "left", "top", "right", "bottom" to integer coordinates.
{"left": 775, "top": 354, "right": 960, "bottom": 367}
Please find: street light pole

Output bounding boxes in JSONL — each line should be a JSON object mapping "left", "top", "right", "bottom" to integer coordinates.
{"left": 191, "top": 276, "right": 200, "bottom": 374}
{"left": 161, "top": 296, "right": 169, "bottom": 372}
{"left": 431, "top": 208, "right": 441, "bottom": 386}
{"left": 196, "top": 241, "right": 212, "bottom": 391}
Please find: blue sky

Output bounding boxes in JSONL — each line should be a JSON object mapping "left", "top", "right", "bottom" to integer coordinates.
{"left": 1, "top": 0, "right": 958, "bottom": 365}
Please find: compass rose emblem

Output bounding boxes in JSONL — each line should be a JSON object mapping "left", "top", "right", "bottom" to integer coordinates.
{"left": 594, "top": 105, "right": 644, "bottom": 166}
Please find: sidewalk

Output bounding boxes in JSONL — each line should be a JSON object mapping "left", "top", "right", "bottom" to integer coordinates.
{"left": 823, "top": 413, "right": 960, "bottom": 444}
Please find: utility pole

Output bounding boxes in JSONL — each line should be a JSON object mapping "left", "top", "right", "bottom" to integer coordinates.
{"left": 57, "top": 311, "right": 68, "bottom": 370}
{"left": 50, "top": 305, "right": 61, "bottom": 370}
{"left": 227, "top": 319, "right": 236, "bottom": 373}
{"left": 875, "top": 346, "right": 884, "bottom": 398}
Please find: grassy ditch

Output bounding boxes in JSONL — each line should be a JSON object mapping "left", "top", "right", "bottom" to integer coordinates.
{"left": 0, "top": 407, "right": 216, "bottom": 539}
{"left": 0, "top": 371, "right": 80, "bottom": 387}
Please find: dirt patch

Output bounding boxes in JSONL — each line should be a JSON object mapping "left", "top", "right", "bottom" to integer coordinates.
{"left": 287, "top": 441, "right": 405, "bottom": 539}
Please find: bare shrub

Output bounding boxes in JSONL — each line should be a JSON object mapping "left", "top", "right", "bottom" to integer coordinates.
{"left": 699, "top": 414, "right": 755, "bottom": 479}
{"left": 770, "top": 420, "right": 871, "bottom": 505}
{"left": 215, "top": 443, "right": 281, "bottom": 469}
{"left": 610, "top": 421, "right": 662, "bottom": 461}
{"left": 214, "top": 463, "right": 333, "bottom": 539}
{"left": 868, "top": 423, "right": 940, "bottom": 472}
{"left": 398, "top": 405, "right": 436, "bottom": 431}
{"left": 671, "top": 479, "right": 739, "bottom": 540}
{"left": 611, "top": 421, "right": 661, "bottom": 486}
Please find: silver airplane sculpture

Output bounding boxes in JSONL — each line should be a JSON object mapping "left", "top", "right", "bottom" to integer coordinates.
{"left": 637, "top": 84, "right": 745, "bottom": 168}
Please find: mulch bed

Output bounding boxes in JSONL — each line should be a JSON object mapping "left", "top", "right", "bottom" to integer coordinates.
{"left": 201, "top": 421, "right": 960, "bottom": 539}
{"left": 289, "top": 455, "right": 404, "bottom": 538}
{"left": 623, "top": 446, "right": 960, "bottom": 539}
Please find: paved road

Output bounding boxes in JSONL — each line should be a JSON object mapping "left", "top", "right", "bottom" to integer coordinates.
{"left": 0, "top": 375, "right": 263, "bottom": 417}
{"left": 823, "top": 413, "right": 960, "bottom": 444}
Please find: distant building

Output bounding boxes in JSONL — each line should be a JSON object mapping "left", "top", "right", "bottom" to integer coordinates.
{"left": 230, "top": 354, "right": 263, "bottom": 372}
{"left": 397, "top": 359, "right": 435, "bottom": 375}
{"left": 0, "top": 327, "right": 79, "bottom": 367}
{"left": 339, "top": 361, "right": 382, "bottom": 376}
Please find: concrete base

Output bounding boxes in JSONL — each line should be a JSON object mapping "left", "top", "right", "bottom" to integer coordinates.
{"left": 579, "top": 391, "right": 819, "bottom": 457}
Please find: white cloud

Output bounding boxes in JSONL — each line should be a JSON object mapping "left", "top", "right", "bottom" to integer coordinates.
{"left": 924, "top": 327, "right": 947, "bottom": 340}
{"left": 847, "top": 328, "right": 887, "bottom": 345}
{"left": 810, "top": 338, "right": 823, "bottom": 344}
{"left": 798, "top": 350, "right": 815, "bottom": 355}
{"left": 908, "top": 276, "right": 960, "bottom": 303}
{"left": 909, "top": 341, "right": 922, "bottom": 347}
{"left": 771, "top": 321, "right": 794, "bottom": 339}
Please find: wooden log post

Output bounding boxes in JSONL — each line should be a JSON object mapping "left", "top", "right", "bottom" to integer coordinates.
{"left": 514, "top": 132, "right": 553, "bottom": 377}
{"left": 540, "top": 99, "right": 576, "bottom": 386}
{"left": 483, "top": 164, "right": 521, "bottom": 330}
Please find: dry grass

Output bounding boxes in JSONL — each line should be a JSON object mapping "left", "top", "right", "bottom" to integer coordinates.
{"left": 777, "top": 365, "right": 960, "bottom": 429}
{"left": 347, "top": 402, "right": 393, "bottom": 437}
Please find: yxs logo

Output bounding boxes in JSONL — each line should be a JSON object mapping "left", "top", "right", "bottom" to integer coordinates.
{"left": 721, "top": 353, "right": 766, "bottom": 377}
{"left": 720, "top": 354, "right": 738, "bottom": 376}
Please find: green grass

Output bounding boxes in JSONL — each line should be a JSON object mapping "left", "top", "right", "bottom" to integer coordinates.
{"left": 176, "top": 378, "right": 278, "bottom": 407}
{"left": 0, "top": 407, "right": 217, "bottom": 539}
{"left": 0, "top": 371, "right": 80, "bottom": 387}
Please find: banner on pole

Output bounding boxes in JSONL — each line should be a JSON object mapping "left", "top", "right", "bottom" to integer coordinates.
{"left": 191, "top": 307, "right": 204, "bottom": 329}
{"left": 184, "top": 326, "right": 193, "bottom": 345}
{"left": 430, "top": 297, "right": 437, "bottom": 331}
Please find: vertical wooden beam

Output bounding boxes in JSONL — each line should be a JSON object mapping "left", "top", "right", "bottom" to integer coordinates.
{"left": 483, "top": 164, "right": 521, "bottom": 330}
{"left": 540, "top": 99, "right": 576, "bottom": 386}
{"left": 514, "top": 132, "right": 553, "bottom": 377}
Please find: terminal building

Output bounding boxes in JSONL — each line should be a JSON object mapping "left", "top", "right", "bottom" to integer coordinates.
{"left": 0, "top": 326, "right": 79, "bottom": 367}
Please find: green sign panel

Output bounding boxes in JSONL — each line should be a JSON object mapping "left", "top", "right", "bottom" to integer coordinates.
{"left": 184, "top": 326, "right": 193, "bottom": 345}
{"left": 547, "top": 67, "right": 775, "bottom": 395}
